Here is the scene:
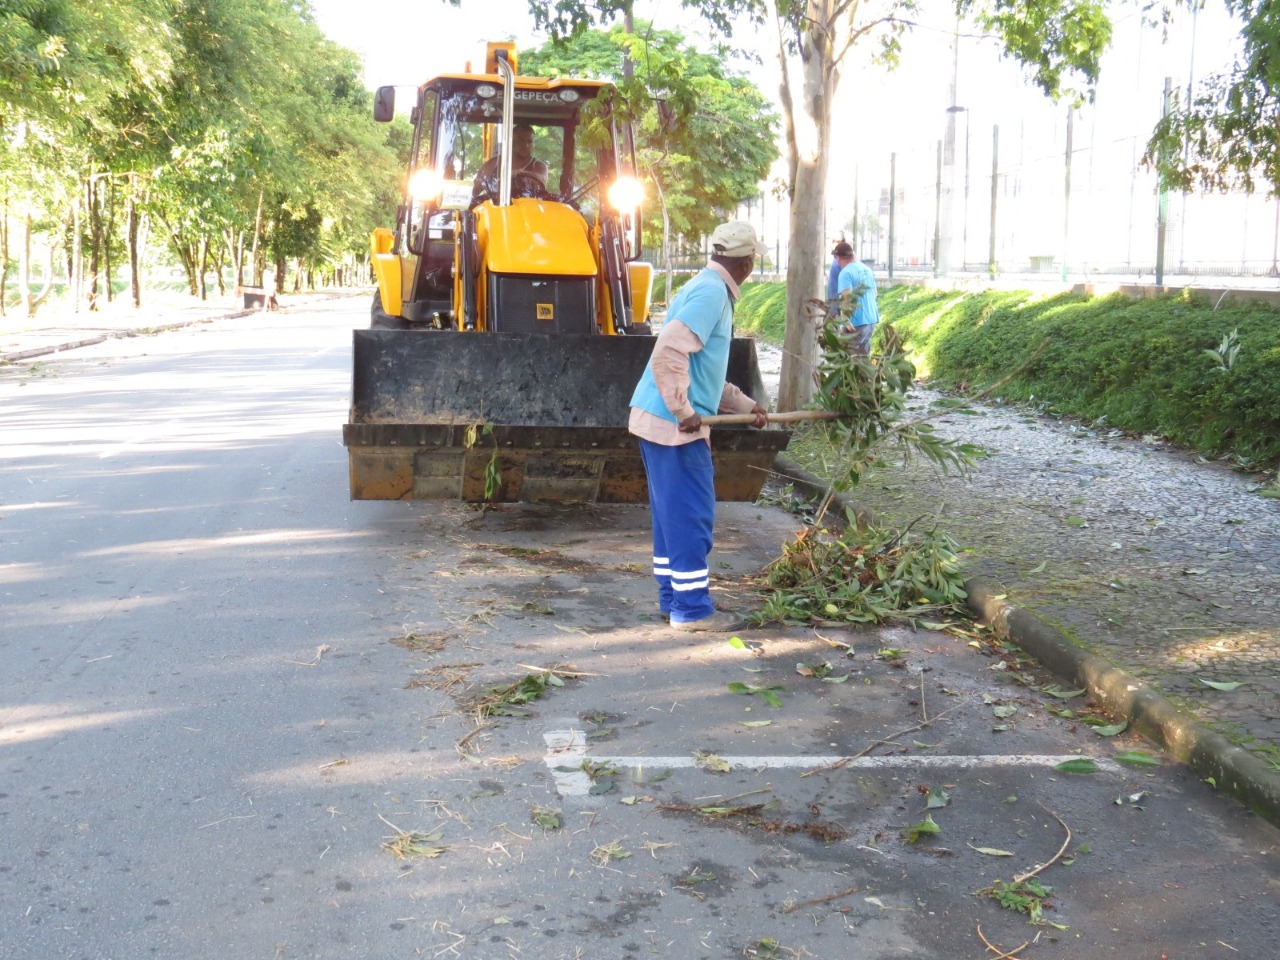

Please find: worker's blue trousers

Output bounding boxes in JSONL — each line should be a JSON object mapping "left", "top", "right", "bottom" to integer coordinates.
{"left": 638, "top": 438, "right": 716, "bottom": 624}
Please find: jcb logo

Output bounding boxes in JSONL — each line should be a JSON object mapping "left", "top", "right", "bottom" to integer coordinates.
{"left": 536, "top": 303, "right": 555, "bottom": 321}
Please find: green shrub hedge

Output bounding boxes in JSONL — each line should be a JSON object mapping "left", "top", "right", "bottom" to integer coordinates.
{"left": 730, "top": 280, "right": 1280, "bottom": 470}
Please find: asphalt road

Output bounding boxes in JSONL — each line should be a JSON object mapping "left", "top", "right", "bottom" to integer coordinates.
{"left": 2, "top": 297, "right": 1278, "bottom": 959}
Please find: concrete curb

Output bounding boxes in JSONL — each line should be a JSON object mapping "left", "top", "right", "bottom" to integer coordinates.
{"left": 773, "top": 453, "right": 1280, "bottom": 829}
{"left": 0, "top": 315, "right": 239, "bottom": 363}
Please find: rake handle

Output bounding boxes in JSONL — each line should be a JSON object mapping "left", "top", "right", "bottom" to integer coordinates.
{"left": 700, "top": 410, "right": 839, "bottom": 426}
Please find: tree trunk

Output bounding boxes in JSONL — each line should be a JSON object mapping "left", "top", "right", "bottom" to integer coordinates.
{"left": 71, "top": 188, "right": 82, "bottom": 313}
{"left": 86, "top": 176, "right": 101, "bottom": 312}
{"left": 159, "top": 213, "right": 200, "bottom": 296}
{"left": 0, "top": 191, "right": 8, "bottom": 318}
{"left": 651, "top": 171, "right": 673, "bottom": 305}
{"left": 225, "top": 227, "right": 245, "bottom": 287}
{"left": 251, "top": 191, "right": 264, "bottom": 286}
{"left": 128, "top": 174, "right": 141, "bottom": 308}
{"left": 774, "top": 0, "right": 838, "bottom": 413}
{"left": 777, "top": 162, "right": 828, "bottom": 411}
{"left": 198, "top": 236, "right": 209, "bottom": 300}
{"left": 19, "top": 213, "right": 57, "bottom": 318}
{"left": 104, "top": 177, "right": 115, "bottom": 303}
{"left": 214, "top": 247, "right": 226, "bottom": 296}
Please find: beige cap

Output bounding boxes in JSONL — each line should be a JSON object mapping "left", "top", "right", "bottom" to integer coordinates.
{"left": 709, "top": 220, "right": 766, "bottom": 258}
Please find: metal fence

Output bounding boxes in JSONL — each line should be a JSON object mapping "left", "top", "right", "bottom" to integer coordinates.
{"left": 848, "top": 109, "right": 1280, "bottom": 283}
{"left": 716, "top": 14, "right": 1280, "bottom": 288}
{"left": 720, "top": 111, "right": 1280, "bottom": 287}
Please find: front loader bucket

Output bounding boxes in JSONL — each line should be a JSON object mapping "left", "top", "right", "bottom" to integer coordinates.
{"left": 342, "top": 330, "right": 790, "bottom": 503}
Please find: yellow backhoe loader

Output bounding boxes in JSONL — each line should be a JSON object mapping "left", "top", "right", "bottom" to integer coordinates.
{"left": 343, "top": 42, "right": 788, "bottom": 502}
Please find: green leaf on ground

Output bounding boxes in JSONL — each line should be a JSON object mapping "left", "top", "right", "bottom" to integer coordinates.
{"left": 1055, "top": 758, "right": 1100, "bottom": 774}
{"left": 967, "top": 843, "right": 1015, "bottom": 856}
{"left": 727, "top": 681, "right": 785, "bottom": 707}
{"left": 1091, "top": 721, "right": 1128, "bottom": 737}
{"left": 1113, "top": 751, "right": 1162, "bottom": 767}
{"left": 693, "top": 750, "right": 731, "bottom": 773}
{"left": 1198, "top": 678, "right": 1244, "bottom": 691}
{"left": 925, "top": 787, "right": 951, "bottom": 809}
{"left": 1043, "top": 686, "right": 1086, "bottom": 699}
{"left": 531, "top": 805, "right": 561, "bottom": 830}
{"left": 900, "top": 814, "right": 942, "bottom": 843}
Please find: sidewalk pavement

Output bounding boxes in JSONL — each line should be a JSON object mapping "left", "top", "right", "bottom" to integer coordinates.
{"left": 778, "top": 456, "right": 1280, "bottom": 831}
{"left": 0, "top": 289, "right": 355, "bottom": 363}
{"left": 7, "top": 300, "right": 1277, "bottom": 831}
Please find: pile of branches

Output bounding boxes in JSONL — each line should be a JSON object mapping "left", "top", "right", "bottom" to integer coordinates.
{"left": 757, "top": 520, "right": 968, "bottom": 625}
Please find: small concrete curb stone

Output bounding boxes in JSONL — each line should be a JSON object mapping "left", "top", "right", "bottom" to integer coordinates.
{"left": 773, "top": 453, "right": 1280, "bottom": 829}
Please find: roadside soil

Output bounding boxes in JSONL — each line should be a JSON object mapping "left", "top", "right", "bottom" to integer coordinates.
{"left": 754, "top": 342, "right": 1280, "bottom": 767}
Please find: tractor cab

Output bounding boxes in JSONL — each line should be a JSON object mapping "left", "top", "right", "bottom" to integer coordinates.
{"left": 370, "top": 42, "right": 647, "bottom": 335}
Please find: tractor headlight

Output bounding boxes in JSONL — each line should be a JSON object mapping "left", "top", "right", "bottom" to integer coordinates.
{"left": 607, "top": 176, "right": 644, "bottom": 212}
{"left": 409, "top": 168, "right": 444, "bottom": 202}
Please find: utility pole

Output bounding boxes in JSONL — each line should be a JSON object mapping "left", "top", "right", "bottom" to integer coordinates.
{"left": 888, "top": 153, "right": 896, "bottom": 280}
{"left": 933, "top": 140, "right": 942, "bottom": 277}
{"left": 989, "top": 125, "right": 999, "bottom": 279}
{"left": 1156, "top": 77, "right": 1171, "bottom": 287}
{"left": 1061, "top": 107, "right": 1073, "bottom": 283}
{"left": 937, "top": 18, "right": 961, "bottom": 274}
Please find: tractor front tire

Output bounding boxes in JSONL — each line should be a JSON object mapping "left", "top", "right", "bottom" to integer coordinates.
{"left": 371, "top": 291, "right": 407, "bottom": 329}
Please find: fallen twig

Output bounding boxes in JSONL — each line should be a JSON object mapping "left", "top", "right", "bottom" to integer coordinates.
{"left": 456, "top": 721, "right": 492, "bottom": 753}
{"left": 977, "top": 923, "right": 1029, "bottom": 960}
{"left": 782, "top": 885, "right": 859, "bottom": 914}
{"left": 514, "top": 663, "right": 601, "bottom": 678}
{"left": 801, "top": 702, "right": 966, "bottom": 777}
{"left": 1013, "top": 803, "right": 1072, "bottom": 883}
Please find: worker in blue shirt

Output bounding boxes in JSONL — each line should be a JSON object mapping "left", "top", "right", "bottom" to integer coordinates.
{"left": 826, "top": 240, "right": 851, "bottom": 303}
{"left": 628, "top": 220, "right": 769, "bottom": 633}
{"left": 833, "top": 244, "right": 879, "bottom": 355}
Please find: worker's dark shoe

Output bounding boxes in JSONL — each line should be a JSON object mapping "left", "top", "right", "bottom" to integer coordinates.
{"left": 670, "top": 610, "right": 747, "bottom": 633}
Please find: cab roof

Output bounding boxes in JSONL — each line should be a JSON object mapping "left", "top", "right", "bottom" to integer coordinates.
{"left": 426, "top": 74, "right": 611, "bottom": 94}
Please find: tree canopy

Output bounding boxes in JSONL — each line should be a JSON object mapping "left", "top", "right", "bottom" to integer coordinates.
{"left": 475, "top": 0, "right": 1115, "bottom": 409}
{"left": 1145, "top": 1, "right": 1278, "bottom": 195}
{"left": 1, "top": 0, "right": 402, "bottom": 314}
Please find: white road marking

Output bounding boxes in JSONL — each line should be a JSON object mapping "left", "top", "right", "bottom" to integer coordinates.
{"left": 543, "top": 728, "right": 1120, "bottom": 796}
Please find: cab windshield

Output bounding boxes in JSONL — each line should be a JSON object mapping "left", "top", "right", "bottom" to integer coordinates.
{"left": 430, "top": 83, "right": 614, "bottom": 216}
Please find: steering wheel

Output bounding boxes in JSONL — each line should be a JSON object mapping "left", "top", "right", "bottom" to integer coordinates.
{"left": 511, "top": 171, "right": 552, "bottom": 201}
{"left": 470, "top": 170, "right": 554, "bottom": 208}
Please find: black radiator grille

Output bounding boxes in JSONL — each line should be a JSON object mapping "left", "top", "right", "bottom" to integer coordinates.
{"left": 488, "top": 275, "right": 597, "bottom": 335}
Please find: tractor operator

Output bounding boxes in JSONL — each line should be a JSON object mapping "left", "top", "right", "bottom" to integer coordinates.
{"left": 628, "top": 220, "right": 769, "bottom": 633}
{"left": 475, "top": 123, "right": 548, "bottom": 188}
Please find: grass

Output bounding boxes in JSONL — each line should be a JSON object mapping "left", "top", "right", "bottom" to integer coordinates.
{"left": 734, "top": 280, "right": 1280, "bottom": 472}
